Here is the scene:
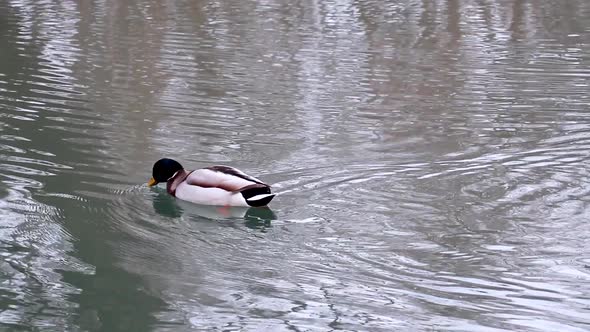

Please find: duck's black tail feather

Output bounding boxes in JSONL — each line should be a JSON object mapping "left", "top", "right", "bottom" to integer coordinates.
{"left": 240, "top": 184, "right": 275, "bottom": 207}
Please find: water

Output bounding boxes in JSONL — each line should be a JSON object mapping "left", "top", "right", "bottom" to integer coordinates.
{"left": 1, "top": 0, "right": 589, "bottom": 330}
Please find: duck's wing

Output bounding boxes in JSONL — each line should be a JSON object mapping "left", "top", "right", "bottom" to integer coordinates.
{"left": 206, "top": 166, "right": 267, "bottom": 185}
{"left": 185, "top": 166, "right": 268, "bottom": 192}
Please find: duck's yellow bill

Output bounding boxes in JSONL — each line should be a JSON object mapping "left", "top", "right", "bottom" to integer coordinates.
{"left": 147, "top": 178, "right": 157, "bottom": 187}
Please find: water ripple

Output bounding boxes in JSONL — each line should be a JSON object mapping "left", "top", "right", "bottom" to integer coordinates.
{"left": 1, "top": 0, "right": 590, "bottom": 330}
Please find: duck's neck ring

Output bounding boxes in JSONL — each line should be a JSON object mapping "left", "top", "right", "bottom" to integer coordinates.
{"left": 166, "top": 170, "right": 189, "bottom": 197}
{"left": 167, "top": 171, "right": 180, "bottom": 181}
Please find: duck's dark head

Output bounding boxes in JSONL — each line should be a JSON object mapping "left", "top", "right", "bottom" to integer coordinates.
{"left": 148, "top": 158, "right": 184, "bottom": 186}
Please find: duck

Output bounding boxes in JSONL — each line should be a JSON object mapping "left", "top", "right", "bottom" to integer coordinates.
{"left": 147, "top": 158, "right": 275, "bottom": 207}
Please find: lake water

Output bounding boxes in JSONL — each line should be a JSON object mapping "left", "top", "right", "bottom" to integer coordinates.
{"left": 1, "top": 0, "right": 589, "bottom": 331}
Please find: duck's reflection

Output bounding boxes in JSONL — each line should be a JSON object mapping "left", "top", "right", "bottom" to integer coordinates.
{"left": 152, "top": 190, "right": 184, "bottom": 218}
{"left": 151, "top": 190, "right": 276, "bottom": 228}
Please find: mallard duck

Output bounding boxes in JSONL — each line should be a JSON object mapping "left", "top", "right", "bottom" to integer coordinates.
{"left": 147, "top": 158, "right": 275, "bottom": 207}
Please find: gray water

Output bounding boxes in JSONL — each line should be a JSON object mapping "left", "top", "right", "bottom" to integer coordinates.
{"left": 1, "top": 0, "right": 590, "bottom": 331}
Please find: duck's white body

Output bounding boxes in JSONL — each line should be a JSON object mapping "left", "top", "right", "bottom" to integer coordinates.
{"left": 175, "top": 182, "right": 250, "bottom": 207}
{"left": 163, "top": 166, "right": 275, "bottom": 207}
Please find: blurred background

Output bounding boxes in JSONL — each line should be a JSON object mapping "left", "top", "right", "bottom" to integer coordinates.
{"left": 0, "top": 0, "right": 589, "bottom": 331}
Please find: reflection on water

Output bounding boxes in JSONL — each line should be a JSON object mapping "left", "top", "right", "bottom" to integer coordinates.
{"left": 1, "top": 0, "right": 590, "bottom": 330}
{"left": 152, "top": 188, "right": 276, "bottom": 230}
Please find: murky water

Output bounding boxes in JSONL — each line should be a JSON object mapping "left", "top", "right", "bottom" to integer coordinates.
{"left": 1, "top": 0, "right": 589, "bottom": 330}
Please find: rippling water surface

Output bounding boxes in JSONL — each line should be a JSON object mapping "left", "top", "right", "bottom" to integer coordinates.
{"left": 1, "top": 0, "right": 590, "bottom": 331}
